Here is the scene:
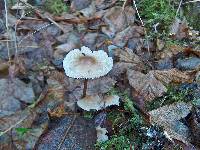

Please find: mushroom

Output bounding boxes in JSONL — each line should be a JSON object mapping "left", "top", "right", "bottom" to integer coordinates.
{"left": 77, "top": 95, "right": 102, "bottom": 111}
{"left": 63, "top": 46, "right": 113, "bottom": 98}
{"left": 96, "top": 126, "right": 108, "bottom": 142}
{"left": 102, "top": 95, "right": 120, "bottom": 107}
{"left": 77, "top": 94, "right": 120, "bottom": 111}
{"left": 11, "top": 0, "right": 28, "bottom": 17}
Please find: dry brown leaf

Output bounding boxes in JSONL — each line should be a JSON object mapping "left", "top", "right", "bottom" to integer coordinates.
{"left": 101, "top": 6, "right": 135, "bottom": 38}
{"left": 95, "top": 0, "right": 114, "bottom": 10}
{"left": 113, "top": 26, "right": 144, "bottom": 47}
{"left": 48, "top": 104, "right": 66, "bottom": 117}
{"left": 151, "top": 68, "right": 194, "bottom": 84}
{"left": 102, "top": 6, "right": 128, "bottom": 36}
{"left": 191, "top": 47, "right": 200, "bottom": 57}
{"left": 47, "top": 78, "right": 65, "bottom": 101}
{"left": 159, "top": 44, "right": 185, "bottom": 59}
{"left": 169, "top": 18, "right": 189, "bottom": 40}
{"left": 0, "top": 108, "right": 37, "bottom": 133}
{"left": 114, "top": 48, "right": 144, "bottom": 64}
{"left": 127, "top": 70, "right": 167, "bottom": 101}
{"left": 149, "top": 102, "right": 192, "bottom": 145}
{"left": 111, "top": 48, "right": 145, "bottom": 76}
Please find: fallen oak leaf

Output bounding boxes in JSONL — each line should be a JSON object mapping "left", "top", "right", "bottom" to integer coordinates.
{"left": 127, "top": 70, "right": 167, "bottom": 102}
{"left": 113, "top": 48, "right": 145, "bottom": 66}
{"left": 151, "top": 68, "right": 194, "bottom": 84}
{"left": 113, "top": 25, "right": 144, "bottom": 47}
{"left": 111, "top": 48, "right": 146, "bottom": 76}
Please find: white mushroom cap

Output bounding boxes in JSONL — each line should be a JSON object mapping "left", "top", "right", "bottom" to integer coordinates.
{"left": 77, "top": 95, "right": 102, "bottom": 111}
{"left": 63, "top": 46, "right": 113, "bottom": 79}
{"left": 11, "top": 0, "right": 28, "bottom": 10}
{"left": 96, "top": 126, "right": 108, "bottom": 142}
{"left": 77, "top": 94, "right": 120, "bottom": 111}
{"left": 102, "top": 95, "right": 120, "bottom": 107}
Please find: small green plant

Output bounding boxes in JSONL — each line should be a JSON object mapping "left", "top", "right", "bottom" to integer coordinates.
{"left": 138, "top": 0, "right": 176, "bottom": 36}
{"left": 15, "top": 127, "right": 30, "bottom": 137}
{"left": 146, "top": 85, "right": 190, "bottom": 111}
{"left": 44, "top": 0, "right": 69, "bottom": 15}
{"left": 83, "top": 111, "right": 93, "bottom": 119}
{"left": 97, "top": 88, "right": 144, "bottom": 149}
{"left": 95, "top": 135, "right": 133, "bottom": 150}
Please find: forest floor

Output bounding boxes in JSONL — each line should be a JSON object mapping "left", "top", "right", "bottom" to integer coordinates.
{"left": 0, "top": 0, "right": 200, "bottom": 150}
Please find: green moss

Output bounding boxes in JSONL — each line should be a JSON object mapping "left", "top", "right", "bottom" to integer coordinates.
{"left": 83, "top": 111, "right": 93, "bottom": 119}
{"left": 15, "top": 128, "right": 31, "bottom": 138}
{"left": 183, "top": 3, "right": 200, "bottom": 30}
{"left": 146, "top": 85, "right": 190, "bottom": 111}
{"left": 138, "top": 0, "right": 176, "bottom": 36}
{"left": 44, "top": 0, "right": 69, "bottom": 15}
{"left": 97, "top": 88, "right": 144, "bottom": 149}
{"left": 95, "top": 135, "right": 133, "bottom": 150}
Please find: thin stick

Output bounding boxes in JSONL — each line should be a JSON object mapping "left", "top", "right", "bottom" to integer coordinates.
{"left": 56, "top": 115, "right": 77, "bottom": 150}
{"left": 82, "top": 79, "right": 88, "bottom": 98}
{"left": 0, "top": 115, "right": 28, "bottom": 137}
{"left": 176, "top": 0, "right": 183, "bottom": 17}
{"left": 183, "top": 0, "right": 200, "bottom": 4}
{"left": 122, "top": 0, "right": 129, "bottom": 10}
{"left": 4, "top": 0, "right": 11, "bottom": 64}
{"left": 19, "top": 0, "right": 65, "bottom": 32}
{"left": 133, "top": 0, "right": 144, "bottom": 27}
{"left": 132, "top": 0, "right": 150, "bottom": 54}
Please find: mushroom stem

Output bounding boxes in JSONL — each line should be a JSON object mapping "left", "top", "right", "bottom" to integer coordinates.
{"left": 82, "top": 79, "right": 88, "bottom": 98}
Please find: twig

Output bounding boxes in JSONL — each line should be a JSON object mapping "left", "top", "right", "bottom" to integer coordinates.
{"left": 19, "top": 0, "right": 65, "bottom": 32}
{"left": 153, "top": 23, "right": 160, "bottom": 33}
{"left": 4, "top": 0, "right": 11, "bottom": 64}
{"left": 132, "top": 0, "right": 150, "bottom": 54}
{"left": 28, "top": 86, "right": 48, "bottom": 108}
{"left": 176, "top": 0, "right": 183, "bottom": 17}
{"left": 0, "top": 115, "right": 28, "bottom": 137}
{"left": 182, "top": 0, "right": 200, "bottom": 4}
{"left": 14, "top": 11, "right": 32, "bottom": 60}
{"left": 122, "top": 0, "right": 129, "bottom": 10}
{"left": 133, "top": 0, "right": 144, "bottom": 27}
{"left": 56, "top": 115, "right": 77, "bottom": 150}
{"left": 18, "top": 22, "right": 53, "bottom": 45}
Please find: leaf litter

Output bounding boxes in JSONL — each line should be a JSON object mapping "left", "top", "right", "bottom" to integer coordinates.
{"left": 0, "top": 0, "right": 200, "bottom": 149}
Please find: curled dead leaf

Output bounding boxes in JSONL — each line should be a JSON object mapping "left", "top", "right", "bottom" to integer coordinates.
{"left": 111, "top": 48, "right": 145, "bottom": 76}
{"left": 158, "top": 44, "right": 185, "bottom": 59}
{"left": 127, "top": 70, "right": 167, "bottom": 101}
{"left": 149, "top": 102, "right": 192, "bottom": 145}
{"left": 113, "top": 26, "right": 144, "bottom": 47}
{"left": 151, "top": 68, "right": 194, "bottom": 84}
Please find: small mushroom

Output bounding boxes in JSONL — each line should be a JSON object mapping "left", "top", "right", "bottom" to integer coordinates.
{"left": 77, "top": 94, "right": 120, "bottom": 111}
{"left": 102, "top": 95, "right": 120, "bottom": 107}
{"left": 77, "top": 95, "right": 102, "bottom": 111}
{"left": 63, "top": 46, "right": 113, "bottom": 98}
{"left": 11, "top": 0, "right": 28, "bottom": 17}
{"left": 96, "top": 126, "right": 108, "bottom": 142}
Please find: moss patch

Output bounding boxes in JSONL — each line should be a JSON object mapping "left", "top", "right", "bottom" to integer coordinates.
{"left": 44, "top": 0, "right": 69, "bottom": 15}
